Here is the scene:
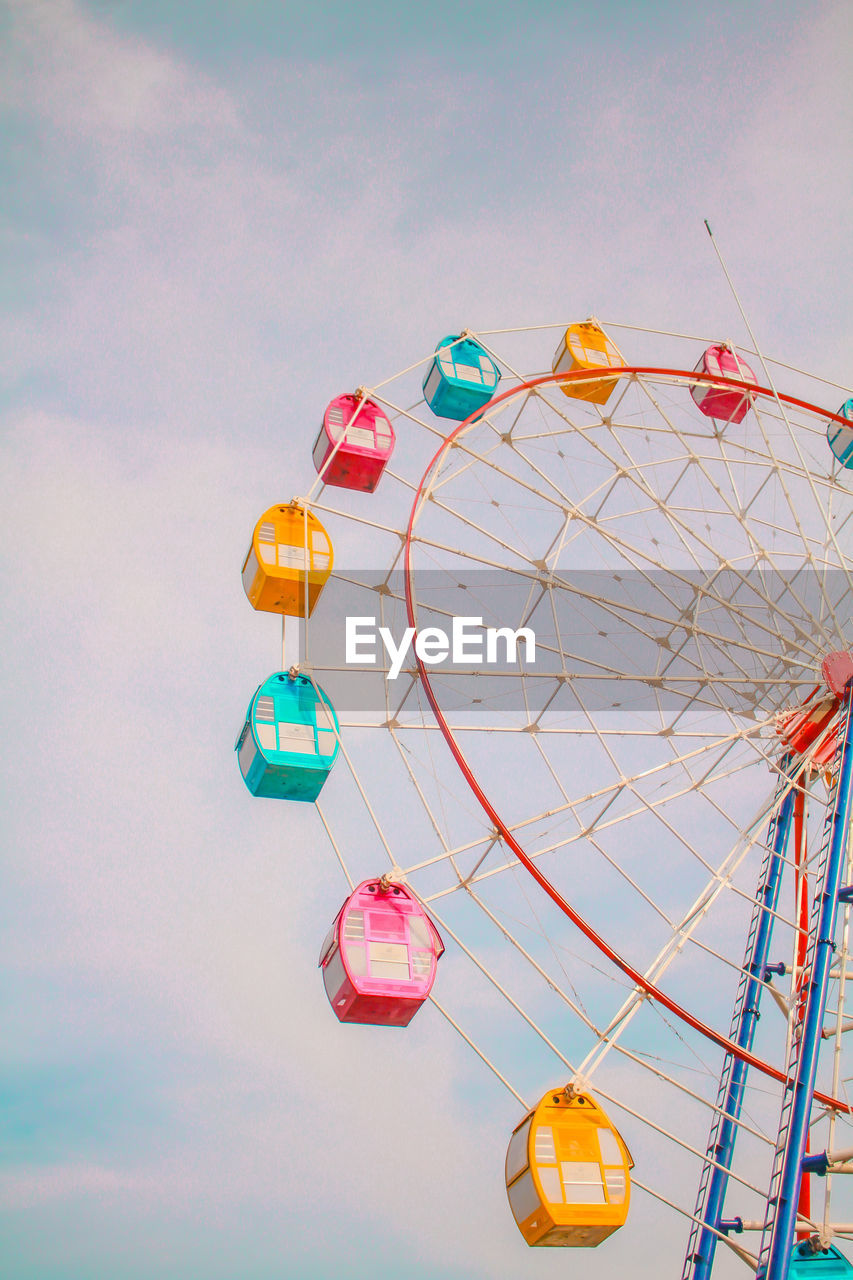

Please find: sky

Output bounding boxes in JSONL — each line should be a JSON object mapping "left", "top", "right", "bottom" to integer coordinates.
{"left": 2, "top": 1, "right": 853, "bottom": 1277}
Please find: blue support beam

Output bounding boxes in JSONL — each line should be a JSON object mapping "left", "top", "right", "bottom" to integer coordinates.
{"left": 801, "top": 1153, "right": 830, "bottom": 1177}
{"left": 760, "top": 690, "right": 853, "bottom": 1280}
{"left": 684, "top": 776, "right": 796, "bottom": 1280}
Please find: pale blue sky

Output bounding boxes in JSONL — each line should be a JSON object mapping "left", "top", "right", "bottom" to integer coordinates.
{"left": 2, "top": 1, "right": 852, "bottom": 1277}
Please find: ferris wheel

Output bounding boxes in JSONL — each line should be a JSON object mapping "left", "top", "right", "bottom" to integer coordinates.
{"left": 236, "top": 316, "right": 853, "bottom": 1280}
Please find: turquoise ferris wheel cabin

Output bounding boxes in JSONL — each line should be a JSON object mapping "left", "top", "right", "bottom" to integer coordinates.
{"left": 421, "top": 333, "right": 501, "bottom": 421}
{"left": 236, "top": 672, "right": 339, "bottom": 801}
{"left": 827, "top": 398, "right": 853, "bottom": 469}
{"left": 789, "top": 1243, "right": 853, "bottom": 1280}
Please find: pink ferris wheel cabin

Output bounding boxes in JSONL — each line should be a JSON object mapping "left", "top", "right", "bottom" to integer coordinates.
{"left": 312, "top": 393, "right": 395, "bottom": 492}
{"left": 319, "top": 879, "right": 444, "bottom": 1027}
{"left": 690, "top": 344, "right": 757, "bottom": 424}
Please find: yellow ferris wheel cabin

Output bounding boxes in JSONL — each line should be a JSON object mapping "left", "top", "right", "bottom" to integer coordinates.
{"left": 241, "top": 502, "right": 333, "bottom": 618}
{"left": 505, "top": 1087, "right": 633, "bottom": 1247}
{"left": 551, "top": 320, "right": 624, "bottom": 405}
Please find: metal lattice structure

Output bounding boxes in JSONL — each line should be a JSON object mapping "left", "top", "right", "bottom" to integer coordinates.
{"left": 280, "top": 321, "right": 853, "bottom": 1279}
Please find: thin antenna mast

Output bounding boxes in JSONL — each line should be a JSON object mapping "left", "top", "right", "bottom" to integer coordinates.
{"left": 703, "top": 218, "right": 783, "bottom": 401}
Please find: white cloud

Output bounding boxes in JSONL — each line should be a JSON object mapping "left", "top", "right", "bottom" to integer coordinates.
{"left": 2, "top": 0, "right": 240, "bottom": 140}
{"left": 0, "top": 1162, "right": 161, "bottom": 1211}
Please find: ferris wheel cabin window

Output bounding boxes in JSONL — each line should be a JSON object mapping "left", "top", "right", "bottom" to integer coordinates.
{"left": 277, "top": 721, "right": 314, "bottom": 754}
{"left": 507, "top": 1170, "right": 540, "bottom": 1226}
{"left": 315, "top": 701, "right": 338, "bottom": 756}
{"left": 367, "top": 940, "right": 409, "bottom": 980}
{"left": 559, "top": 1161, "right": 606, "bottom": 1205}
{"left": 257, "top": 523, "right": 277, "bottom": 564}
{"left": 506, "top": 1115, "right": 533, "bottom": 1185}
{"left": 277, "top": 544, "right": 307, "bottom": 570}
{"left": 237, "top": 726, "right": 256, "bottom": 779}
{"left": 254, "top": 694, "right": 277, "bottom": 751}
{"left": 311, "top": 529, "right": 330, "bottom": 570}
{"left": 341, "top": 908, "right": 367, "bottom": 977}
